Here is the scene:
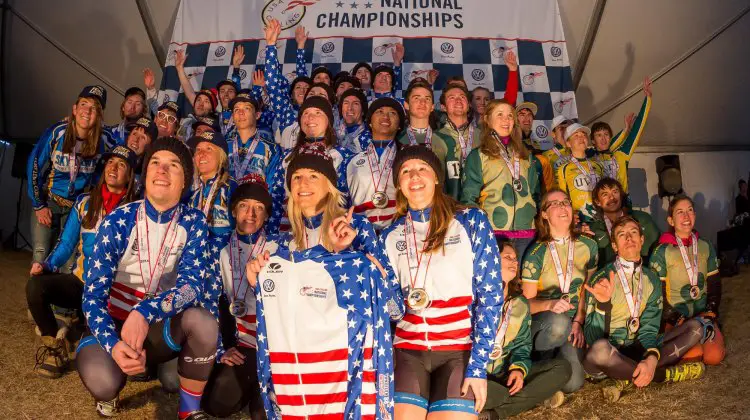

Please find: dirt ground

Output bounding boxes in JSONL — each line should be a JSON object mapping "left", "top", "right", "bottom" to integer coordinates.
{"left": 1, "top": 249, "right": 748, "bottom": 419}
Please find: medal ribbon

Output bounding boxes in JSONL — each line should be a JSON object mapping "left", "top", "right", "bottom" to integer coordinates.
{"left": 548, "top": 239, "right": 575, "bottom": 294}
{"left": 570, "top": 156, "right": 598, "bottom": 187}
{"left": 404, "top": 212, "right": 433, "bottom": 292}
{"left": 136, "top": 203, "right": 181, "bottom": 297}
{"left": 676, "top": 234, "right": 699, "bottom": 288}
{"left": 407, "top": 126, "right": 432, "bottom": 147}
{"left": 491, "top": 299, "right": 515, "bottom": 352}
{"left": 614, "top": 259, "right": 643, "bottom": 321}
{"left": 229, "top": 230, "right": 266, "bottom": 304}
{"left": 497, "top": 140, "right": 521, "bottom": 184}
{"left": 365, "top": 141, "right": 396, "bottom": 198}
{"left": 67, "top": 141, "right": 82, "bottom": 195}
{"left": 231, "top": 132, "right": 261, "bottom": 179}
{"left": 199, "top": 177, "right": 222, "bottom": 216}
{"left": 456, "top": 123, "right": 474, "bottom": 162}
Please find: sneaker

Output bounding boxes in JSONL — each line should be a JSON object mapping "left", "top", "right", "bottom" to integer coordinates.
{"left": 478, "top": 411, "right": 498, "bottom": 420}
{"left": 33, "top": 335, "right": 69, "bottom": 379}
{"left": 96, "top": 398, "right": 119, "bottom": 417}
{"left": 601, "top": 379, "right": 632, "bottom": 403}
{"left": 664, "top": 362, "right": 706, "bottom": 383}
{"left": 542, "top": 391, "right": 565, "bottom": 409}
{"left": 182, "top": 410, "right": 210, "bottom": 420}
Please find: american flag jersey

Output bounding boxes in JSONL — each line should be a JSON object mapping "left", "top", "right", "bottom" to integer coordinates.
{"left": 345, "top": 142, "right": 398, "bottom": 230}
{"left": 264, "top": 45, "right": 306, "bottom": 150}
{"left": 225, "top": 127, "right": 281, "bottom": 181}
{"left": 379, "top": 207, "right": 503, "bottom": 379}
{"left": 189, "top": 174, "right": 238, "bottom": 243}
{"left": 82, "top": 199, "right": 209, "bottom": 354}
{"left": 255, "top": 246, "right": 395, "bottom": 420}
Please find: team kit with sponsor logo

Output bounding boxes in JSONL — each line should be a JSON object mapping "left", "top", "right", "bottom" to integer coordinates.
{"left": 23, "top": 1, "right": 720, "bottom": 419}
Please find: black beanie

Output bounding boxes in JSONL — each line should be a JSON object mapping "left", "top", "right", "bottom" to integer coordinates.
{"left": 231, "top": 173, "right": 273, "bottom": 214}
{"left": 351, "top": 62, "right": 373, "bottom": 80}
{"left": 298, "top": 96, "right": 335, "bottom": 127}
{"left": 338, "top": 88, "right": 368, "bottom": 117}
{"left": 392, "top": 144, "right": 443, "bottom": 187}
{"left": 334, "top": 74, "right": 361, "bottom": 93}
{"left": 306, "top": 82, "right": 336, "bottom": 106}
{"left": 373, "top": 65, "right": 396, "bottom": 91}
{"left": 289, "top": 76, "right": 313, "bottom": 98}
{"left": 286, "top": 143, "right": 337, "bottom": 190}
{"left": 311, "top": 66, "right": 333, "bottom": 84}
{"left": 142, "top": 136, "right": 194, "bottom": 195}
{"left": 367, "top": 97, "right": 405, "bottom": 132}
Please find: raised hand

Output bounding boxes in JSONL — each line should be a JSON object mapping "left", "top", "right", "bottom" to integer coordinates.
{"left": 174, "top": 49, "right": 187, "bottom": 71}
{"left": 232, "top": 45, "right": 245, "bottom": 68}
{"left": 505, "top": 50, "right": 518, "bottom": 72}
{"left": 143, "top": 68, "right": 155, "bottom": 90}
{"left": 295, "top": 25, "right": 309, "bottom": 49}
{"left": 328, "top": 207, "right": 356, "bottom": 253}
{"left": 585, "top": 271, "right": 616, "bottom": 303}
{"left": 643, "top": 76, "right": 652, "bottom": 98}
{"left": 427, "top": 69, "right": 439, "bottom": 85}
{"left": 265, "top": 19, "right": 282, "bottom": 46}
{"left": 253, "top": 69, "right": 265, "bottom": 87}
{"left": 392, "top": 42, "right": 405, "bottom": 66}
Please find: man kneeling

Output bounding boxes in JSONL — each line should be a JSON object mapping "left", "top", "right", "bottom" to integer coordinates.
{"left": 77, "top": 137, "right": 217, "bottom": 419}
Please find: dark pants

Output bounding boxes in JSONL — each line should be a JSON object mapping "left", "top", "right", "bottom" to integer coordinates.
{"left": 202, "top": 346, "right": 264, "bottom": 419}
{"left": 530, "top": 311, "right": 584, "bottom": 393}
{"left": 485, "top": 359, "right": 572, "bottom": 418}
{"left": 26, "top": 273, "right": 83, "bottom": 337}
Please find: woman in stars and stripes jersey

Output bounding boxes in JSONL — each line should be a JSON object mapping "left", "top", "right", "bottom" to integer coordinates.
{"left": 649, "top": 196, "right": 725, "bottom": 366}
{"left": 201, "top": 175, "right": 279, "bottom": 419}
{"left": 379, "top": 145, "right": 502, "bottom": 419}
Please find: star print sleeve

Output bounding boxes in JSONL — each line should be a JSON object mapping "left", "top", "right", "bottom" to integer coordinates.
{"left": 251, "top": 85, "right": 276, "bottom": 128}
{"left": 393, "top": 63, "right": 402, "bottom": 92}
{"left": 264, "top": 45, "right": 297, "bottom": 131}
{"left": 44, "top": 198, "right": 83, "bottom": 272}
{"left": 296, "top": 48, "right": 307, "bottom": 77}
{"left": 83, "top": 210, "right": 131, "bottom": 354}
{"left": 376, "top": 233, "right": 405, "bottom": 322}
{"left": 253, "top": 272, "right": 279, "bottom": 419}
{"left": 637, "top": 270, "right": 663, "bottom": 356}
{"left": 366, "top": 259, "right": 396, "bottom": 419}
{"left": 465, "top": 209, "right": 503, "bottom": 379}
{"left": 265, "top": 164, "right": 287, "bottom": 234}
{"left": 132, "top": 211, "right": 209, "bottom": 324}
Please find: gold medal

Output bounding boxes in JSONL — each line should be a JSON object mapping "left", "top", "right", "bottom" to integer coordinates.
{"left": 628, "top": 317, "right": 640, "bottom": 334}
{"left": 407, "top": 288, "right": 430, "bottom": 310}
{"left": 689, "top": 285, "right": 700, "bottom": 300}
{"left": 489, "top": 344, "right": 504, "bottom": 361}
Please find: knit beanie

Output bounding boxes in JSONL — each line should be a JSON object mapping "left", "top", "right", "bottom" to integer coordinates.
{"left": 289, "top": 76, "right": 313, "bottom": 98}
{"left": 306, "top": 82, "right": 336, "bottom": 106}
{"left": 231, "top": 173, "right": 273, "bottom": 214}
{"left": 392, "top": 144, "right": 443, "bottom": 187}
{"left": 142, "top": 136, "right": 194, "bottom": 195}
{"left": 338, "top": 88, "right": 368, "bottom": 118}
{"left": 311, "top": 66, "right": 333, "bottom": 84}
{"left": 298, "top": 96, "right": 335, "bottom": 127}
{"left": 367, "top": 97, "right": 405, "bottom": 132}
{"left": 286, "top": 142, "right": 337, "bottom": 190}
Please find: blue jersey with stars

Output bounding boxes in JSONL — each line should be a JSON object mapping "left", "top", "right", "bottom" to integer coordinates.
{"left": 264, "top": 45, "right": 300, "bottom": 138}
{"left": 225, "top": 128, "right": 280, "bottom": 181}
{"left": 380, "top": 207, "right": 503, "bottom": 380}
{"left": 82, "top": 199, "right": 209, "bottom": 354}
{"left": 189, "top": 174, "right": 237, "bottom": 243}
{"left": 255, "top": 246, "right": 395, "bottom": 420}
{"left": 27, "top": 121, "right": 115, "bottom": 209}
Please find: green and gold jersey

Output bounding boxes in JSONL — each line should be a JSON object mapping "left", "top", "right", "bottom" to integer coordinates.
{"left": 556, "top": 157, "right": 604, "bottom": 221}
{"left": 486, "top": 295, "right": 532, "bottom": 378}
{"left": 584, "top": 259, "right": 662, "bottom": 352}
{"left": 649, "top": 238, "right": 719, "bottom": 318}
{"left": 589, "top": 210, "right": 661, "bottom": 268}
{"left": 593, "top": 150, "right": 631, "bottom": 192}
{"left": 434, "top": 122, "right": 481, "bottom": 200}
{"left": 460, "top": 148, "right": 539, "bottom": 231}
{"left": 396, "top": 128, "right": 451, "bottom": 183}
{"left": 542, "top": 144, "right": 570, "bottom": 189}
{"left": 521, "top": 236, "right": 598, "bottom": 318}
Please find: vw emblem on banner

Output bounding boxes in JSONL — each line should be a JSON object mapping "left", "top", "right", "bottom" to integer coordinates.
{"left": 321, "top": 42, "right": 335, "bottom": 54}
{"left": 215, "top": 46, "right": 227, "bottom": 57}
{"left": 536, "top": 125, "right": 549, "bottom": 138}
{"left": 441, "top": 42, "right": 454, "bottom": 54}
{"left": 471, "top": 69, "right": 485, "bottom": 81}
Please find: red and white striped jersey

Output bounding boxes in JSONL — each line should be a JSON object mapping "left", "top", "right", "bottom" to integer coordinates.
{"left": 345, "top": 142, "right": 398, "bottom": 230}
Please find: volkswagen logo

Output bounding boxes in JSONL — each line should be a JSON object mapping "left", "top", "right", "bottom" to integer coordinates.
{"left": 263, "top": 279, "right": 275, "bottom": 292}
{"left": 441, "top": 42, "right": 454, "bottom": 54}
{"left": 396, "top": 241, "right": 407, "bottom": 251}
{"left": 550, "top": 46, "right": 562, "bottom": 58}
{"left": 471, "top": 69, "right": 485, "bottom": 81}
{"left": 239, "top": 69, "right": 247, "bottom": 80}
{"left": 536, "top": 125, "right": 549, "bottom": 138}
{"left": 215, "top": 46, "right": 226, "bottom": 57}
{"left": 322, "top": 42, "right": 335, "bottom": 54}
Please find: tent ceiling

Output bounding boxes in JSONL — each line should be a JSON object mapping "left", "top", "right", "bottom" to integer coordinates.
{"left": 4, "top": 0, "right": 750, "bottom": 147}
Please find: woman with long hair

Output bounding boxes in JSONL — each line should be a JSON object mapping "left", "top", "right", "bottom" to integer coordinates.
{"left": 188, "top": 131, "right": 237, "bottom": 243}
{"left": 584, "top": 216, "right": 705, "bottom": 403}
{"left": 461, "top": 99, "right": 540, "bottom": 260}
{"left": 267, "top": 96, "right": 354, "bottom": 233}
{"left": 380, "top": 145, "right": 502, "bottom": 420}
{"left": 241, "top": 143, "right": 399, "bottom": 419}
{"left": 520, "top": 189, "right": 598, "bottom": 393}
{"left": 27, "top": 146, "right": 137, "bottom": 378}
{"left": 556, "top": 123, "right": 603, "bottom": 222}
{"left": 649, "top": 196, "right": 725, "bottom": 366}
{"left": 27, "top": 85, "right": 113, "bottom": 267}
{"left": 480, "top": 241, "right": 571, "bottom": 420}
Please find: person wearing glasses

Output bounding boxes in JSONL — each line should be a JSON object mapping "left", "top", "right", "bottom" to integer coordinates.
{"left": 155, "top": 101, "right": 181, "bottom": 139}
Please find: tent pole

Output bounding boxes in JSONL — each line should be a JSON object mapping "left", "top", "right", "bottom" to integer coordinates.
{"left": 572, "top": 0, "right": 607, "bottom": 90}
{"left": 135, "top": 0, "right": 166, "bottom": 66}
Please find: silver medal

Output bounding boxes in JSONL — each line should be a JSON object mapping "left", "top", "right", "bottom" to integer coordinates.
{"left": 628, "top": 317, "right": 640, "bottom": 334}
{"left": 230, "top": 300, "right": 248, "bottom": 317}
{"left": 372, "top": 191, "right": 389, "bottom": 209}
{"left": 512, "top": 178, "right": 523, "bottom": 192}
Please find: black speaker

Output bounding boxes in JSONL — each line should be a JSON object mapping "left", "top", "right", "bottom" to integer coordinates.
{"left": 11, "top": 142, "right": 33, "bottom": 180}
{"left": 656, "top": 154, "right": 683, "bottom": 198}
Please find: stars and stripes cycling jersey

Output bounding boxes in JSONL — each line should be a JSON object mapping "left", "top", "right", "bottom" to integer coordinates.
{"left": 345, "top": 141, "right": 398, "bottom": 230}
{"left": 254, "top": 246, "right": 395, "bottom": 420}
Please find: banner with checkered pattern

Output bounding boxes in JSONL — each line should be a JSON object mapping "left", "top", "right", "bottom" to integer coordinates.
{"left": 159, "top": 0, "right": 577, "bottom": 149}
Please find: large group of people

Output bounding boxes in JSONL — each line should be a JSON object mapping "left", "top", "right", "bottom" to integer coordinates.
{"left": 24, "top": 18, "right": 725, "bottom": 420}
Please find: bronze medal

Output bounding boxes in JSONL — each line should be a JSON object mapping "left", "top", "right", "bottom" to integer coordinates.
{"left": 628, "top": 317, "right": 640, "bottom": 334}
{"left": 689, "top": 285, "right": 700, "bottom": 300}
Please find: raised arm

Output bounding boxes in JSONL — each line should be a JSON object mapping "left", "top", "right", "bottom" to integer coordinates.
{"left": 503, "top": 51, "right": 519, "bottom": 106}
{"left": 609, "top": 76, "right": 652, "bottom": 157}
{"left": 174, "top": 49, "right": 197, "bottom": 108}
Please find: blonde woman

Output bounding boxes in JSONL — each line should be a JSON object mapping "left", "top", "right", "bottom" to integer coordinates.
{"left": 188, "top": 131, "right": 237, "bottom": 243}
{"left": 461, "top": 99, "right": 540, "bottom": 260}
{"left": 380, "top": 145, "right": 502, "bottom": 420}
